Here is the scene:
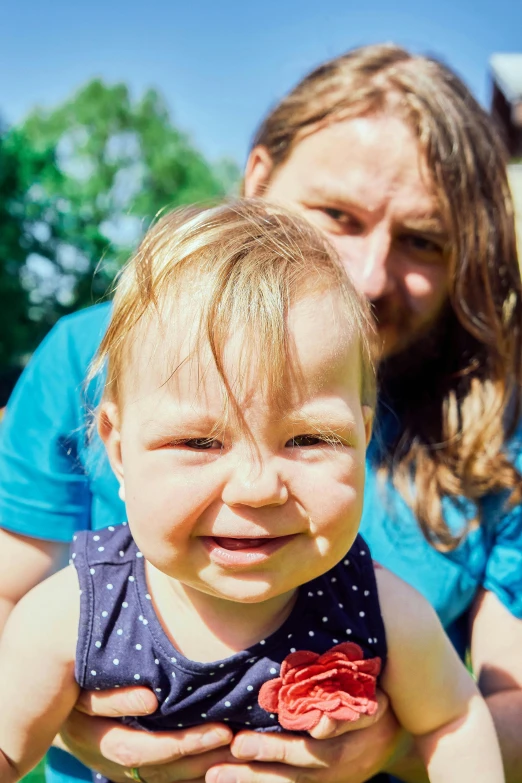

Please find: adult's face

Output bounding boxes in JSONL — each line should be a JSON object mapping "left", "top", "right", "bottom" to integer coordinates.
{"left": 245, "top": 114, "right": 450, "bottom": 359}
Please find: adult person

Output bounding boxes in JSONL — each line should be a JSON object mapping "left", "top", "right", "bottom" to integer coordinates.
{"left": 1, "top": 43, "right": 522, "bottom": 783}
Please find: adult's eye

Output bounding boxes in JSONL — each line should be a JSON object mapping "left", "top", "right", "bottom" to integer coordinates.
{"left": 286, "top": 435, "right": 323, "bottom": 447}
{"left": 321, "top": 208, "right": 364, "bottom": 234}
{"left": 399, "top": 233, "right": 445, "bottom": 258}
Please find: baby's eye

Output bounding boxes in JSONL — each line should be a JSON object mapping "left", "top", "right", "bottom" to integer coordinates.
{"left": 183, "top": 438, "right": 222, "bottom": 450}
{"left": 285, "top": 435, "right": 324, "bottom": 448}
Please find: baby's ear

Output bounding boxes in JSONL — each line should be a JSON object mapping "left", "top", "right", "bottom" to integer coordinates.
{"left": 98, "top": 401, "right": 124, "bottom": 484}
{"left": 362, "top": 405, "right": 373, "bottom": 447}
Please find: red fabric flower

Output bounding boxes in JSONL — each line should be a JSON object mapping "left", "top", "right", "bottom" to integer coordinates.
{"left": 258, "top": 643, "right": 381, "bottom": 731}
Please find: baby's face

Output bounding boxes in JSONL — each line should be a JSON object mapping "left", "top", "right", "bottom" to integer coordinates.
{"left": 102, "top": 290, "right": 371, "bottom": 605}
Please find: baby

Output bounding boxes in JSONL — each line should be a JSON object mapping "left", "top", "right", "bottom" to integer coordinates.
{"left": 0, "top": 201, "right": 504, "bottom": 783}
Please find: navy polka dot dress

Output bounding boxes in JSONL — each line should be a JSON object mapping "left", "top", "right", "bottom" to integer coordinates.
{"left": 72, "top": 524, "right": 387, "bottom": 777}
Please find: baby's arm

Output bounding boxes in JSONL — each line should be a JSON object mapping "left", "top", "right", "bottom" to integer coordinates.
{"left": 376, "top": 567, "right": 504, "bottom": 782}
{"left": 0, "top": 566, "right": 80, "bottom": 782}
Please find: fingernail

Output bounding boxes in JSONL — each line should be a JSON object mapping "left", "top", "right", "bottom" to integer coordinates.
{"left": 234, "top": 735, "right": 259, "bottom": 759}
{"left": 202, "top": 728, "right": 230, "bottom": 748}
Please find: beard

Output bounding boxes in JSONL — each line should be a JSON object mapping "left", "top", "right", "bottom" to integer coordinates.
{"left": 374, "top": 301, "right": 457, "bottom": 413}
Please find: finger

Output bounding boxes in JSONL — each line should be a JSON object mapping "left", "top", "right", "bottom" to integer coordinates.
{"left": 101, "top": 723, "right": 233, "bottom": 768}
{"left": 135, "top": 748, "right": 236, "bottom": 783}
{"left": 63, "top": 709, "right": 232, "bottom": 767}
{"left": 230, "top": 732, "right": 330, "bottom": 769}
{"left": 318, "top": 690, "right": 389, "bottom": 738}
{"left": 308, "top": 716, "right": 339, "bottom": 739}
{"left": 206, "top": 763, "right": 298, "bottom": 783}
{"left": 76, "top": 687, "right": 159, "bottom": 717}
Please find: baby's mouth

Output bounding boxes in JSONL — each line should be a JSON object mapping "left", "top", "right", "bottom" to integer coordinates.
{"left": 212, "top": 537, "right": 270, "bottom": 550}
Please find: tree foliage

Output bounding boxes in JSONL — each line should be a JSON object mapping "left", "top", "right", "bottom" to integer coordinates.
{"left": 0, "top": 80, "right": 239, "bottom": 369}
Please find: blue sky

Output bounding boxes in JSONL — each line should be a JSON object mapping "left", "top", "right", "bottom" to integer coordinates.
{"left": 1, "top": 0, "right": 521, "bottom": 166}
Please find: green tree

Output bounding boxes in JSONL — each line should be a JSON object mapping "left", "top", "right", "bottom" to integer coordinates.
{"left": 0, "top": 80, "right": 239, "bottom": 369}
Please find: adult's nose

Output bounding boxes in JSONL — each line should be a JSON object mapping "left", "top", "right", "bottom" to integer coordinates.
{"left": 221, "top": 455, "right": 288, "bottom": 509}
{"left": 337, "top": 231, "right": 396, "bottom": 301}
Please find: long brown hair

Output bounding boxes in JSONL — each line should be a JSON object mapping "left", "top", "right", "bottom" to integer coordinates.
{"left": 251, "top": 44, "right": 522, "bottom": 550}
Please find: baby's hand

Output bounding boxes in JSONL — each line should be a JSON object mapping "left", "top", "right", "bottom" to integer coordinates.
{"left": 308, "top": 691, "right": 390, "bottom": 739}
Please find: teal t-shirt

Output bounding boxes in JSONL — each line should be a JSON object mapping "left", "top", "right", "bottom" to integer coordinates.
{"left": 1, "top": 303, "right": 522, "bottom": 783}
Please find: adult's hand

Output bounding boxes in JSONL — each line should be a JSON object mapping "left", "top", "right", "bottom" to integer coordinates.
{"left": 58, "top": 687, "right": 234, "bottom": 783}
{"left": 206, "top": 691, "right": 408, "bottom": 783}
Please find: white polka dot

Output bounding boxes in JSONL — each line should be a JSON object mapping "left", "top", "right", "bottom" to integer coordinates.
{"left": 360, "top": 550, "right": 366, "bottom": 555}
{"left": 98, "top": 546, "right": 105, "bottom": 552}
{"left": 247, "top": 705, "right": 253, "bottom": 710}
{"left": 91, "top": 670, "right": 97, "bottom": 676}
{"left": 96, "top": 774, "right": 102, "bottom": 779}
{"left": 117, "top": 629, "right": 123, "bottom": 635}
{"left": 73, "top": 535, "right": 77, "bottom": 541}
{"left": 136, "top": 644, "right": 142, "bottom": 650}
{"left": 93, "top": 535, "right": 100, "bottom": 541}
{"left": 343, "top": 559, "right": 349, "bottom": 566}
{"left": 143, "top": 619, "right": 148, "bottom": 625}
{"left": 308, "top": 631, "right": 314, "bottom": 637}
{"left": 145, "top": 594, "right": 151, "bottom": 600}
{"left": 287, "top": 633, "right": 293, "bottom": 639}
{"left": 333, "top": 638, "right": 339, "bottom": 644}
{"left": 95, "top": 641, "right": 102, "bottom": 648}
{"left": 346, "top": 629, "right": 352, "bottom": 635}
{"left": 219, "top": 663, "right": 225, "bottom": 668}
{"left": 210, "top": 671, "right": 215, "bottom": 676}
{"left": 338, "top": 603, "right": 344, "bottom": 609}
{"left": 95, "top": 687, "right": 100, "bottom": 691}
{"left": 79, "top": 589, "right": 83, "bottom": 595}
{"left": 225, "top": 701, "right": 231, "bottom": 707}
{"left": 154, "top": 658, "right": 159, "bottom": 665}
{"left": 331, "top": 577, "right": 337, "bottom": 583}
{"left": 270, "top": 714, "right": 275, "bottom": 719}
{"left": 364, "top": 590, "right": 370, "bottom": 596}
{"left": 201, "top": 713, "right": 207, "bottom": 718}
{"left": 101, "top": 611, "right": 108, "bottom": 618}
{"left": 368, "top": 638, "right": 373, "bottom": 644}
{"left": 119, "top": 551, "right": 124, "bottom": 557}
{"left": 122, "top": 521, "right": 127, "bottom": 525}
{"left": 352, "top": 585, "right": 358, "bottom": 591}
{"left": 122, "top": 602, "right": 128, "bottom": 608}
{"left": 108, "top": 526, "right": 115, "bottom": 531}
{"left": 374, "top": 637, "right": 378, "bottom": 643}
{"left": 269, "top": 667, "right": 277, "bottom": 674}
{"left": 172, "top": 672, "right": 176, "bottom": 678}
{"left": 139, "top": 615, "right": 143, "bottom": 621}
{"left": 68, "top": 559, "right": 73, "bottom": 566}
{"left": 322, "top": 617, "right": 328, "bottom": 622}
{"left": 113, "top": 659, "right": 119, "bottom": 665}
{"left": 171, "top": 657, "right": 177, "bottom": 663}
{"left": 317, "top": 590, "right": 323, "bottom": 596}
{"left": 231, "top": 678, "right": 235, "bottom": 683}
{"left": 90, "top": 568, "right": 96, "bottom": 575}
{"left": 359, "top": 611, "right": 365, "bottom": 617}
{"left": 155, "top": 688, "right": 162, "bottom": 693}
{"left": 247, "top": 685, "right": 253, "bottom": 691}
{"left": 260, "top": 639, "right": 265, "bottom": 645}
{"left": 136, "top": 552, "right": 143, "bottom": 558}
{"left": 134, "top": 673, "right": 141, "bottom": 680}
{"left": 177, "top": 723, "right": 183, "bottom": 727}
{"left": 307, "top": 591, "right": 313, "bottom": 597}
{"left": 72, "top": 553, "right": 76, "bottom": 559}
{"left": 224, "top": 717, "right": 229, "bottom": 721}
{"left": 106, "top": 583, "right": 113, "bottom": 590}
{"left": 290, "top": 647, "right": 296, "bottom": 653}
{"left": 187, "top": 686, "right": 193, "bottom": 691}
{"left": 128, "top": 576, "right": 135, "bottom": 582}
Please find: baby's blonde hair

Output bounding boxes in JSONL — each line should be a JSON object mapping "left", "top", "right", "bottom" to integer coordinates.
{"left": 92, "top": 200, "right": 376, "bottom": 426}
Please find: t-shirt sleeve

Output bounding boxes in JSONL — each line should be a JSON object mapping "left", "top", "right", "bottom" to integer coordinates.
{"left": 0, "top": 317, "right": 95, "bottom": 542}
{"left": 482, "top": 444, "right": 522, "bottom": 618}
